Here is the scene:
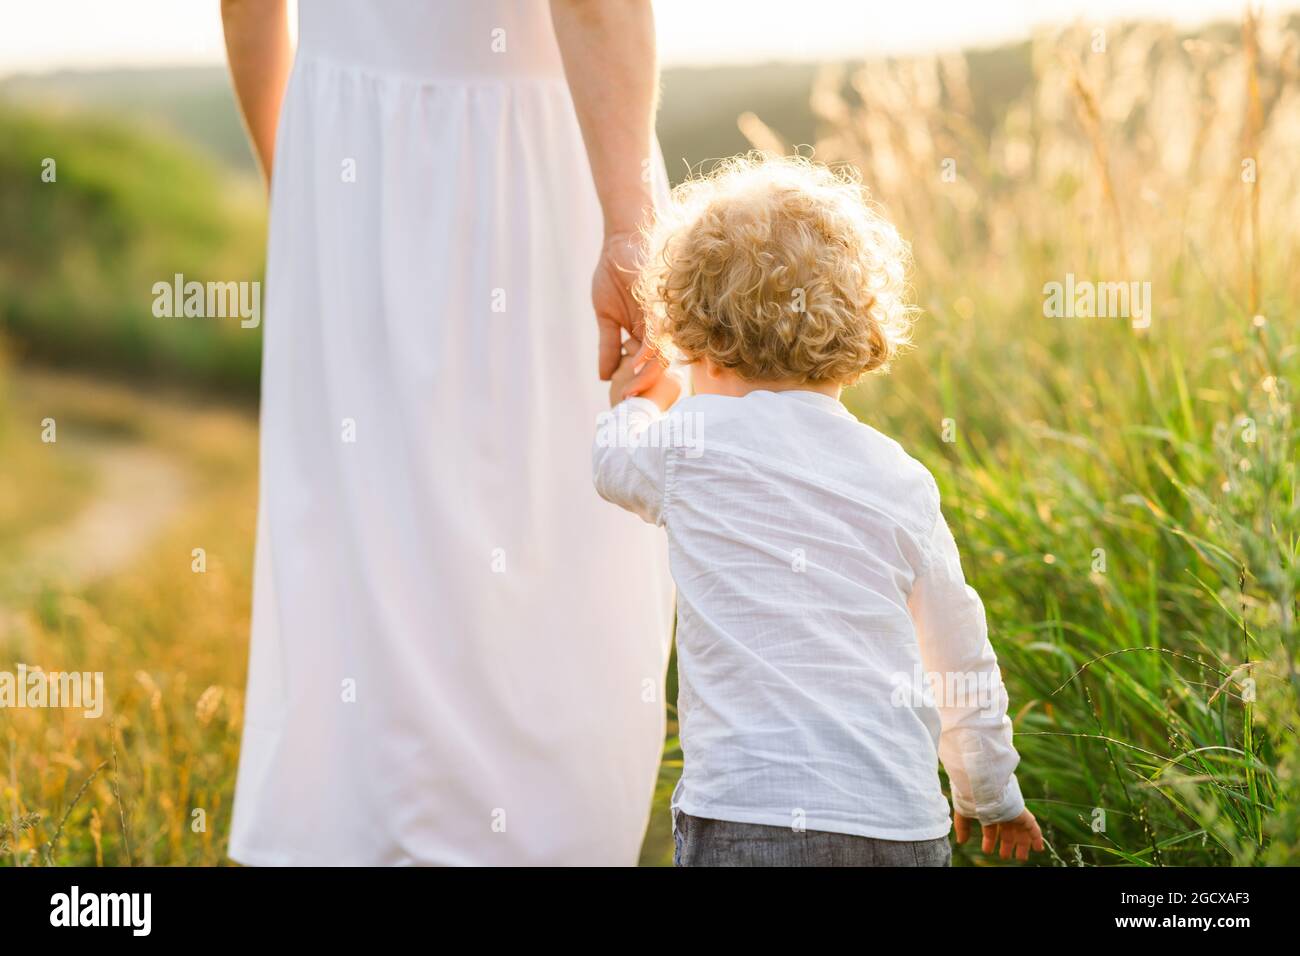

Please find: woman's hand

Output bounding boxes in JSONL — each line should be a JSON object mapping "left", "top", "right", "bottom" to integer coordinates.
{"left": 954, "top": 809, "right": 1045, "bottom": 862}
{"left": 593, "top": 232, "right": 666, "bottom": 397}
{"left": 593, "top": 232, "right": 644, "bottom": 378}
{"left": 550, "top": 1, "right": 661, "bottom": 387}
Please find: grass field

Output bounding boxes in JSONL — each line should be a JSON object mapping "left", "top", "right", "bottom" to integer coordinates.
{"left": 2, "top": 16, "right": 1299, "bottom": 866}
{"left": 1, "top": 370, "right": 258, "bottom": 866}
{"left": 814, "top": 16, "right": 1300, "bottom": 864}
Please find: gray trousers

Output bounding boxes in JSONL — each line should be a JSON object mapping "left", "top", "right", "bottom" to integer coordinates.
{"left": 673, "top": 811, "right": 952, "bottom": 867}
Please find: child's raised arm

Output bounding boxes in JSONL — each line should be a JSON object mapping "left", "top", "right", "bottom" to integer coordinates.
{"left": 592, "top": 397, "right": 671, "bottom": 527}
{"left": 592, "top": 345, "right": 681, "bottom": 525}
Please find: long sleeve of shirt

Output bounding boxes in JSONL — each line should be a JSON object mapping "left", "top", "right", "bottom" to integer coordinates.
{"left": 908, "top": 503, "right": 1026, "bottom": 825}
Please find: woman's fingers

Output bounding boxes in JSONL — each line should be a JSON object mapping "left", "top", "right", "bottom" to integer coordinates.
{"left": 629, "top": 336, "right": 658, "bottom": 375}
{"left": 597, "top": 313, "right": 624, "bottom": 381}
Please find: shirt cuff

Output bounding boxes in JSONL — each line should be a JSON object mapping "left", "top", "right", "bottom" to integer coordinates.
{"left": 953, "top": 774, "right": 1025, "bottom": 825}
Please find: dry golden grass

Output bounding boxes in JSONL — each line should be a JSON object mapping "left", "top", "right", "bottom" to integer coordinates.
{"left": 1, "top": 371, "right": 257, "bottom": 865}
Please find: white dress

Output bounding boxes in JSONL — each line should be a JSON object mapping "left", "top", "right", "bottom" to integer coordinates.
{"left": 229, "top": 0, "right": 675, "bottom": 866}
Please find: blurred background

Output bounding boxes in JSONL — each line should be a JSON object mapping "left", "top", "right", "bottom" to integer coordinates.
{"left": 2, "top": 1, "right": 1298, "bottom": 866}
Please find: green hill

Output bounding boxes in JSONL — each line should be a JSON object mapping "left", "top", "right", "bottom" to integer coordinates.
{"left": 0, "top": 67, "right": 257, "bottom": 173}
{"left": 0, "top": 105, "right": 266, "bottom": 393}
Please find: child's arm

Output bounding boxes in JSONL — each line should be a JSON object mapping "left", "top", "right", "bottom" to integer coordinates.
{"left": 591, "top": 348, "right": 681, "bottom": 525}
{"left": 909, "top": 497, "right": 1045, "bottom": 861}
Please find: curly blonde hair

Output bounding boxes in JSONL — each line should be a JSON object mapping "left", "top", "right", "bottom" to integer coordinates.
{"left": 635, "top": 154, "right": 916, "bottom": 386}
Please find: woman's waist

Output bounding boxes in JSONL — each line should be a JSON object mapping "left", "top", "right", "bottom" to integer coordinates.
{"left": 291, "top": 51, "right": 569, "bottom": 89}
{"left": 297, "top": 1, "right": 567, "bottom": 83}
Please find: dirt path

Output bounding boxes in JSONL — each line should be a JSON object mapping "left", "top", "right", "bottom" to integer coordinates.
{"left": 14, "top": 431, "right": 190, "bottom": 591}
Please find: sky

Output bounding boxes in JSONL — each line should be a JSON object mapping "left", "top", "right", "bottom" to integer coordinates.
{"left": 0, "top": 0, "right": 1294, "bottom": 76}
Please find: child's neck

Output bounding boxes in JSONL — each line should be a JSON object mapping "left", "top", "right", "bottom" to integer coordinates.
{"left": 696, "top": 369, "right": 842, "bottom": 401}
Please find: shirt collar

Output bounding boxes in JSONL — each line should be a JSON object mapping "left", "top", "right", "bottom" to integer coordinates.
{"left": 765, "top": 389, "right": 855, "bottom": 418}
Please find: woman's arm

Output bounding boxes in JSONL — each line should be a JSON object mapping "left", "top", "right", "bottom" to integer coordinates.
{"left": 550, "top": 0, "right": 657, "bottom": 238}
{"left": 550, "top": 0, "right": 664, "bottom": 387}
{"left": 221, "top": 0, "right": 293, "bottom": 188}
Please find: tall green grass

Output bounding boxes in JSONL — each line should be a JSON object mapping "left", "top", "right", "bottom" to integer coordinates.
{"left": 793, "top": 17, "right": 1300, "bottom": 864}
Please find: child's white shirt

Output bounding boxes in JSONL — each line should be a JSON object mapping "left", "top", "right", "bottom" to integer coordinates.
{"left": 593, "top": 390, "right": 1025, "bottom": 840}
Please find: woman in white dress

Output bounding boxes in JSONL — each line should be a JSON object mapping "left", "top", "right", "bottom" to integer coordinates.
{"left": 220, "top": 0, "right": 674, "bottom": 865}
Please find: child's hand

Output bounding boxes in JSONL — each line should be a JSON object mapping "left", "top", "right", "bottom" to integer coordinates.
{"left": 609, "top": 338, "right": 680, "bottom": 411}
{"left": 954, "top": 809, "right": 1044, "bottom": 862}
